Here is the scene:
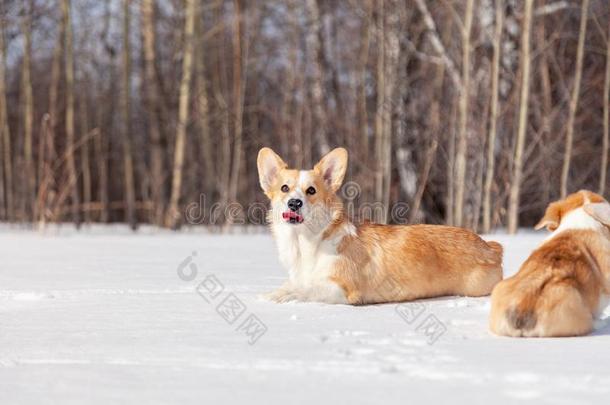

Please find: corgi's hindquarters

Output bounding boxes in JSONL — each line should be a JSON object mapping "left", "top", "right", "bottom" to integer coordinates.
{"left": 489, "top": 233, "right": 604, "bottom": 337}
{"left": 490, "top": 278, "right": 594, "bottom": 337}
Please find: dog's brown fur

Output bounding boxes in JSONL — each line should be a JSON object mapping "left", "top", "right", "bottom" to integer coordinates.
{"left": 331, "top": 223, "right": 503, "bottom": 304}
{"left": 490, "top": 190, "right": 610, "bottom": 337}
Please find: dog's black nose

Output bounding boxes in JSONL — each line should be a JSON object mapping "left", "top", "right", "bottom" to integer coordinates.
{"left": 287, "top": 198, "right": 303, "bottom": 212}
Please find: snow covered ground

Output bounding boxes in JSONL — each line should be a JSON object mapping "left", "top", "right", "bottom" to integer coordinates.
{"left": 1, "top": 225, "right": 609, "bottom": 404}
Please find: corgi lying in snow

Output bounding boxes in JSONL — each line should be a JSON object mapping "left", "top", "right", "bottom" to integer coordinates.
{"left": 257, "top": 147, "right": 503, "bottom": 304}
{"left": 490, "top": 190, "right": 610, "bottom": 337}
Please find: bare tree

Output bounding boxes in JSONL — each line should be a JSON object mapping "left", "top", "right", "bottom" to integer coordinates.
{"left": 602, "top": 8, "right": 610, "bottom": 195}
{"left": 79, "top": 88, "right": 91, "bottom": 223}
{"left": 560, "top": 0, "right": 589, "bottom": 198}
{"left": 357, "top": 0, "right": 372, "bottom": 164}
{"left": 507, "top": 0, "right": 534, "bottom": 234}
{"left": 194, "top": 10, "right": 214, "bottom": 199}
{"left": 305, "top": 0, "right": 330, "bottom": 156}
{"left": 62, "top": 0, "right": 80, "bottom": 225}
{"left": 44, "top": 3, "right": 65, "bottom": 223}
{"left": 141, "top": 0, "right": 164, "bottom": 225}
{"left": 21, "top": 0, "right": 34, "bottom": 220}
{"left": 483, "top": 0, "right": 504, "bottom": 234}
{"left": 165, "top": 0, "right": 196, "bottom": 228}
{"left": 374, "top": 0, "right": 386, "bottom": 222}
{"left": 121, "top": 0, "right": 136, "bottom": 228}
{"left": 413, "top": 0, "right": 462, "bottom": 91}
{"left": 453, "top": 0, "right": 474, "bottom": 228}
{"left": 0, "top": 16, "right": 11, "bottom": 219}
{"left": 228, "top": 0, "right": 246, "bottom": 212}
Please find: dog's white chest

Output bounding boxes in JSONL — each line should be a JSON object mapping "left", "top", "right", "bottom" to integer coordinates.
{"left": 277, "top": 227, "right": 337, "bottom": 283}
{"left": 273, "top": 223, "right": 347, "bottom": 304}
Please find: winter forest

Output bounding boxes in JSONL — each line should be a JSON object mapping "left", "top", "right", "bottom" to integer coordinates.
{"left": 0, "top": 0, "right": 608, "bottom": 231}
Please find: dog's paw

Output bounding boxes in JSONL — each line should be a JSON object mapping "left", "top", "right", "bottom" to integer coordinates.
{"left": 259, "top": 288, "right": 301, "bottom": 303}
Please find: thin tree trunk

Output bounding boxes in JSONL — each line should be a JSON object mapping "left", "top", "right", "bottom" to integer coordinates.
{"left": 284, "top": 0, "right": 300, "bottom": 165}
{"left": 21, "top": 1, "right": 34, "bottom": 221}
{"left": 483, "top": 0, "right": 503, "bottom": 234}
{"left": 95, "top": 0, "right": 113, "bottom": 223}
{"left": 318, "top": 1, "right": 343, "bottom": 129}
{"left": 305, "top": 0, "right": 330, "bottom": 156}
{"left": 357, "top": 0, "right": 372, "bottom": 165}
{"left": 374, "top": 0, "right": 386, "bottom": 222}
{"left": 212, "top": 2, "right": 231, "bottom": 215}
{"left": 446, "top": 100, "right": 457, "bottom": 225}
{"left": 0, "top": 94, "right": 3, "bottom": 219}
{"left": 62, "top": 0, "right": 80, "bottom": 225}
{"left": 382, "top": 0, "right": 399, "bottom": 223}
{"left": 94, "top": 121, "right": 109, "bottom": 223}
{"left": 194, "top": 12, "right": 214, "bottom": 199}
{"left": 560, "top": 0, "right": 589, "bottom": 198}
{"left": 507, "top": 0, "right": 534, "bottom": 234}
{"left": 395, "top": 23, "right": 416, "bottom": 206}
{"left": 453, "top": 0, "right": 474, "bottom": 228}
{"left": 141, "top": 0, "right": 164, "bottom": 225}
{"left": 0, "top": 20, "right": 11, "bottom": 220}
{"left": 79, "top": 91, "right": 91, "bottom": 224}
{"left": 601, "top": 11, "right": 610, "bottom": 195}
{"left": 121, "top": 0, "right": 136, "bottom": 228}
{"left": 413, "top": 0, "right": 462, "bottom": 93}
{"left": 409, "top": 140, "right": 438, "bottom": 223}
{"left": 228, "top": 0, "right": 246, "bottom": 212}
{"left": 538, "top": 0, "right": 553, "bottom": 204}
{"left": 46, "top": 5, "right": 65, "bottom": 224}
{"left": 165, "top": 0, "right": 196, "bottom": 229}
{"left": 35, "top": 114, "right": 50, "bottom": 227}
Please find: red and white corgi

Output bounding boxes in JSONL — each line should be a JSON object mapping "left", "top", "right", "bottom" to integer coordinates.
{"left": 257, "top": 147, "right": 503, "bottom": 304}
{"left": 490, "top": 190, "right": 610, "bottom": 337}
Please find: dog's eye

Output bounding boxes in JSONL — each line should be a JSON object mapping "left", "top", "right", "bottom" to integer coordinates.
{"left": 306, "top": 186, "right": 316, "bottom": 195}
{"left": 281, "top": 184, "right": 289, "bottom": 193}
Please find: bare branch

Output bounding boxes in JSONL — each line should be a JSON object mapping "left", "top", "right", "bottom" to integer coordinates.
{"left": 413, "top": 0, "right": 463, "bottom": 93}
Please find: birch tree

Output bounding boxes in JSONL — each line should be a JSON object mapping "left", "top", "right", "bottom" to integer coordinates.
{"left": 228, "top": 0, "right": 246, "bottom": 210}
{"left": 305, "top": 0, "right": 330, "bottom": 156}
{"left": 453, "top": 0, "right": 474, "bottom": 228}
{"left": 560, "top": 0, "right": 589, "bottom": 198}
{"left": 141, "top": 0, "right": 164, "bottom": 225}
{"left": 194, "top": 11, "right": 214, "bottom": 199}
{"left": 602, "top": 9, "right": 610, "bottom": 195}
{"left": 165, "top": 0, "right": 196, "bottom": 228}
{"left": 21, "top": 1, "right": 34, "bottom": 220}
{"left": 357, "top": 0, "right": 372, "bottom": 163}
{"left": 483, "top": 0, "right": 503, "bottom": 234}
{"left": 0, "top": 17, "right": 11, "bottom": 219}
{"left": 507, "top": 0, "right": 533, "bottom": 234}
{"left": 45, "top": 3, "right": 65, "bottom": 223}
{"left": 121, "top": 0, "right": 136, "bottom": 228}
{"left": 63, "top": 0, "right": 80, "bottom": 225}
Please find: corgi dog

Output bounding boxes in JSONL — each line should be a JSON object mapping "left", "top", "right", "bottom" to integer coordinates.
{"left": 490, "top": 190, "right": 610, "bottom": 337}
{"left": 257, "top": 147, "right": 503, "bottom": 304}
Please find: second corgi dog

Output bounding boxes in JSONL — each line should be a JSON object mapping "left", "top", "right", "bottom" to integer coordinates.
{"left": 490, "top": 190, "right": 610, "bottom": 337}
{"left": 257, "top": 147, "right": 503, "bottom": 304}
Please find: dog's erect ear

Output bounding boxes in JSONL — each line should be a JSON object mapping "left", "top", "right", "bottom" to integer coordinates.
{"left": 257, "top": 148, "right": 287, "bottom": 193}
{"left": 535, "top": 202, "right": 560, "bottom": 231}
{"left": 584, "top": 203, "right": 610, "bottom": 226}
{"left": 314, "top": 148, "right": 348, "bottom": 193}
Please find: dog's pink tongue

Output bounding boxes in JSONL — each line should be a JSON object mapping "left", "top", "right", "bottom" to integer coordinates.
{"left": 282, "top": 211, "right": 303, "bottom": 223}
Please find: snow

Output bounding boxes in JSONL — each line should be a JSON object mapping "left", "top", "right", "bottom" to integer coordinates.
{"left": 1, "top": 226, "right": 610, "bottom": 404}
